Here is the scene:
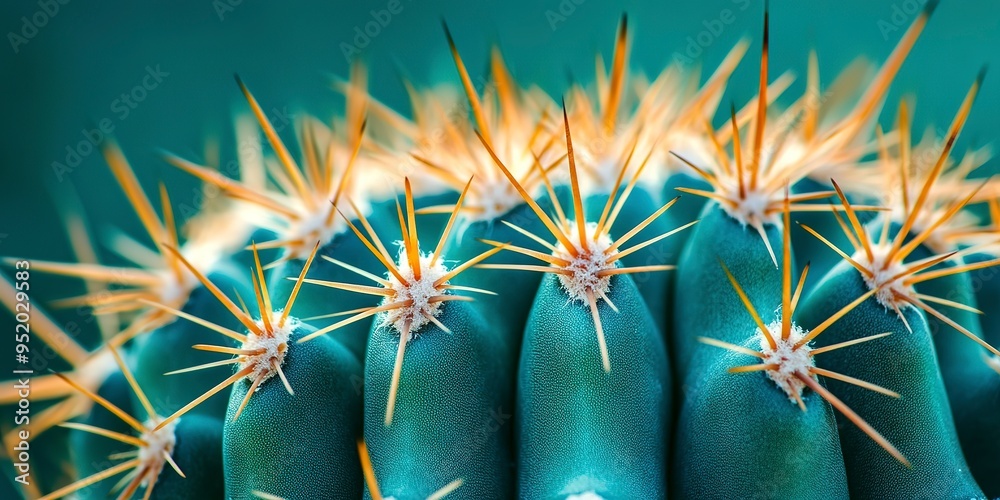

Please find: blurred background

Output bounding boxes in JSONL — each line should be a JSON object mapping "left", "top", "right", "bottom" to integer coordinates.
{"left": 0, "top": 0, "right": 998, "bottom": 349}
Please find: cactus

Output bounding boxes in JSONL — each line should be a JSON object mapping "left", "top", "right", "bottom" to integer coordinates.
{"left": 9, "top": 1, "right": 1000, "bottom": 498}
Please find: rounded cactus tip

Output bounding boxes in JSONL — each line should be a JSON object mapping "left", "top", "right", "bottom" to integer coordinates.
{"left": 357, "top": 439, "right": 464, "bottom": 500}
{"left": 139, "top": 240, "right": 322, "bottom": 431}
{"left": 476, "top": 104, "right": 695, "bottom": 373}
{"left": 701, "top": 193, "right": 908, "bottom": 466}
{"left": 42, "top": 344, "right": 186, "bottom": 500}
{"left": 299, "top": 177, "right": 503, "bottom": 425}
{"left": 664, "top": 0, "right": 932, "bottom": 267}
{"left": 810, "top": 73, "right": 1000, "bottom": 346}
{"left": 802, "top": 167, "right": 1000, "bottom": 358}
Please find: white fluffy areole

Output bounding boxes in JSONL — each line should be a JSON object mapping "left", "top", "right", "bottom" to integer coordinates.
{"left": 281, "top": 201, "right": 348, "bottom": 259}
{"left": 469, "top": 181, "right": 524, "bottom": 222}
{"left": 138, "top": 416, "right": 177, "bottom": 486}
{"left": 239, "top": 317, "right": 295, "bottom": 386}
{"left": 380, "top": 249, "right": 450, "bottom": 337}
{"left": 759, "top": 318, "right": 815, "bottom": 403}
{"left": 857, "top": 245, "right": 912, "bottom": 309}
{"left": 719, "top": 182, "right": 781, "bottom": 227}
{"left": 552, "top": 221, "right": 616, "bottom": 303}
{"left": 156, "top": 263, "right": 199, "bottom": 308}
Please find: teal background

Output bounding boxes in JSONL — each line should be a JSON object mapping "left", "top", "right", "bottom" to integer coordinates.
{"left": 0, "top": 0, "right": 997, "bottom": 349}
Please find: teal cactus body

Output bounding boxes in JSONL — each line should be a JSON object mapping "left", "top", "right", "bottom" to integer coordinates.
{"left": 586, "top": 185, "right": 674, "bottom": 335}
{"left": 518, "top": 272, "right": 669, "bottom": 498}
{"left": 672, "top": 204, "right": 781, "bottom": 376}
{"left": 914, "top": 254, "right": 1000, "bottom": 496}
{"left": 661, "top": 173, "right": 711, "bottom": 237}
{"left": 442, "top": 195, "right": 563, "bottom": 353}
{"left": 672, "top": 348, "right": 848, "bottom": 498}
{"left": 13, "top": 3, "right": 1000, "bottom": 499}
{"left": 798, "top": 262, "right": 983, "bottom": 497}
{"left": 151, "top": 414, "right": 225, "bottom": 500}
{"left": 224, "top": 326, "right": 362, "bottom": 499}
{"left": 364, "top": 300, "right": 510, "bottom": 498}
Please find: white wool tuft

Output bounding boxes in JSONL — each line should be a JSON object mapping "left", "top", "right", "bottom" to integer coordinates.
{"left": 280, "top": 201, "right": 351, "bottom": 259}
{"left": 238, "top": 317, "right": 296, "bottom": 386}
{"left": 759, "top": 318, "right": 815, "bottom": 403}
{"left": 137, "top": 416, "right": 177, "bottom": 486}
{"left": 379, "top": 247, "right": 450, "bottom": 337}
{"left": 553, "top": 221, "right": 615, "bottom": 303}
{"left": 856, "top": 245, "right": 912, "bottom": 309}
{"left": 468, "top": 182, "right": 525, "bottom": 222}
{"left": 718, "top": 182, "right": 781, "bottom": 227}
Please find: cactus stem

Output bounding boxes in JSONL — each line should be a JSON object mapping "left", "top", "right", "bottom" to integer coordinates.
{"left": 806, "top": 167, "right": 1000, "bottom": 358}
{"left": 703, "top": 195, "right": 907, "bottom": 464}
{"left": 357, "top": 438, "right": 465, "bottom": 500}
{"left": 797, "top": 374, "right": 910, "bottom": 467}
{"left": 147, "top": 243, "right": 321, "bottom": 429}
{"left": 480, "top": 104, "right": 694, "bottom": 372}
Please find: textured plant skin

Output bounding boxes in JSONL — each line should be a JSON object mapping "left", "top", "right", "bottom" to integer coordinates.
{"left": 266, "top": 229, "right": 388, "bottom": 361}
{"left": 364, "top": 300, "right": 511, "bottom": 499}
{"left": 133, "top": 272, "right": 248, "bottom": 420}
{"left": 672, "top": 204, "right": 781, "bottom": 378}
{"left": 671, "top": 347, "right": 849, "bottom": 499}
{"left": 912, "top": 252, "right": 1000, "bottom": 497}
{"left": 585, "top": 185, "right": 674, "bottom": 335}
{"left": 13, "top": 4, "right": 1000, "bottom": 499}
{"left": 223, "top": 326, "right": 363, "bottom": 499}
{"left": 518, "top": 273, "right": 669, "bottom": 498}
{"left": 797, "top": 261, "right": 984, "bottom": 498}
{"left": 441, "top": 194, "right": 564, "bottom": 357}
